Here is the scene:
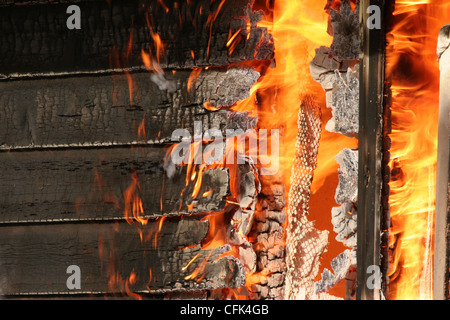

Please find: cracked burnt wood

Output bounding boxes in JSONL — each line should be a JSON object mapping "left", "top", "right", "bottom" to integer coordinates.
{"left": 0, "top": 68, "right": 258, "bottom": 150}
{"left": 0, "top": 146, "right": 229, "bottom": 223}
{"left": 0, "top": 0, "right": 274, "bottom": 78}
{"left": 0, "top": 219, "right": 245, "bottom": 295}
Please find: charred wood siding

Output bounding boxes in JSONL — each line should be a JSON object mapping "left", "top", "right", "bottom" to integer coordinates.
{"left": 0, "top": 219, "right": 245, "bottom": 295}
{"left": 0, "top": 0, "right": 274, "bottom": 77}
{"left": 0, "top": 147, "right": 229, "bottom": 223}
{"left": 0, "top": 68, "right": 258, "bottom": 149}
{"left": 0, "top": 0, "right": 273, "bottom": 297}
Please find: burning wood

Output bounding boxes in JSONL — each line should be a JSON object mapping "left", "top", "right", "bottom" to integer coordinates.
{"left": 0, "top": 68, "right": 259, "bottom": 149}
{"left": 315, "top": 249, "right": 356, "bottom": 295}
{"left": 0, "top": 148, "right": 230, "bottom": 223}
{"left": 228, "top": 161, "right": 260, "bottom": 244}
{"left": 246, "top": 173, "right": 286, "bottom": 300}
{"left": 310, "top": 47, "right": 359, "bottom": 138}
{"left": 0, "top": 0, "right": 377, "bottom": 301}
{"left": 327, "top": 65, "right": 359, "bottom": 138}
{"left": 0, "top": 0, "right": 274, "bottom": 77}
{"left": 307, "top": 0, "right": 360, "bottom": 299}
{"left": 331, "top": 202, "right": 357, "bottom": 248}
{"left": 0, "top": 219, "right": 245, "bottom": 295}
{"left": 0, "top": 0, "right": 280, "bottom": 300}
{"left": 334, "top": 148, "right": 358, "bottom": 205}
{"left": 328, "top": 0, "right": 359, "bottom": 60}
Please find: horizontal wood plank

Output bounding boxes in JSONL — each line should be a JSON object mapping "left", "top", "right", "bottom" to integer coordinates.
{"left": 0, "top": 219, "right": 245, "bottom": 295}
{"left": 0, "top": 68, "right": 258, "bottom": 150}
{"left": 0, "top": 0, "right": 274, "bottom": 77}
{"left": 0, "top": 146, "right": 229, "bottom": 223}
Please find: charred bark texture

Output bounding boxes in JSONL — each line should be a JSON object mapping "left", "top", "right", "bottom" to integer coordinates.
{"left": 0, "top": 147, "right": 229, "bottom": 223}
{"left": 0, "top": 68, "right": 258, "bottom": 150}
{"left": 0, "top": 219, "right": 245, "bottom": 295}
{"left": 0, "top": 0, "right": 274, "bottom": 77}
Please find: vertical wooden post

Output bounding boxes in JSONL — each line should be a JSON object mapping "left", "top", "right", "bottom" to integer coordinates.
{"left": 356, "top": 0, "right": 386, "bottom": 300}
{"left": 434, "top": 24, "right": 450, "bottom": 301}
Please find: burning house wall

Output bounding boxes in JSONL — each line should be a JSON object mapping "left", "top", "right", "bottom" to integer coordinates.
{"left": 0, "top": 0, "right": 276, "bottom": 298}
{"left": 1, "top": 0, "right": 448, "bottom": 301}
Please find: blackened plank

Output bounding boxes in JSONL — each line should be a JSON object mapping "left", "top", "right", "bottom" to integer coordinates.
{"left": 0, "top": 219, "right": 245, "bottom": 295}
{"left": 356, "top": 0, "right": 386, "bottom": 300}
{"left": 0, "top": 146, "right": 229, "bottom": 223}
{"left": 0, "top": 0, "right": 274, "bottom": 77}
{"left": 0, "top": 68, "right": 258, "bottom": 150}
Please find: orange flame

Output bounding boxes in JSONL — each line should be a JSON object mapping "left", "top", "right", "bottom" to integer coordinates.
{"left": 385, "top": 0, "right": 450, "bottom": 300}
{"left": 125, "top": 270, "right": 142, "bottom": 300}
{"left": 182, "top": 253, "right": 201, "bottom": 271}
{"left": 187, "top": 67, "right": 203, "bottom": 93}
{"left": 184, "top": 251, "right": 213, "bottom": 282}
{"left": 142, "top": 12, "right": 166, "bottom": 74}
{"left": 227, "top": 0, "right": 363, "bottom": 298}
{"left": 203, "top": 189, "right": 213, "bottom": 198}
{"left": 227, "top": 27, "right": 242, "bottom": 56}
{"left": 206, "top": 0, "right": 227, "bottom": 58}
{"left": 162, "top": 0, "right": 342, "bottom": 298}
{"left": 138, "top": 116, "right": 146, "bottom": 140}
{"left": 123, "top": 172, "right": 148, "bottom": 226}
{"left": 157, "top": 0, "right": 169, "bottom": 13}
{"left": 192, "top": 164, "right": 205, "bottom": 199}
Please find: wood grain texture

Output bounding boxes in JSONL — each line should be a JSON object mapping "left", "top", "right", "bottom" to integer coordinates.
{"left": 0, "top": 68, "right": 258, "bottom": 150}
{"left": 0, "top": 219, "right": 245, "bottom": 295}
{"left": 0, "top": 0, "right": 274, "bottom": 77}
{"left": 0, "top": 146, "right": 229, "bottom": 223}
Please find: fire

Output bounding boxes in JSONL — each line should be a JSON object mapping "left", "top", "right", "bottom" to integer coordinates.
{"left": 187, "top": 67, "right": 203, "bottom": 93}
{"left": 206, "top": 0, "right": 227, "bottom": 58}
{"left": 385, "top": 0, "right": 450, "bottom": 300}
{"left": 203, "top": 189, "right": 213, "bottom": 198}
{"left": 158, "top": 0, "right": 350, "bottom": 298}
{"left": 141, "top": 12, "right": 166, "bottom": 74}
{"left": 225, "top": 0, "right": 359, "bottom": 298}
{"left": 125, "top": 270, "right": 142, "bottom": 300}
{"left": 227, "top": 27, "right": 243, "bottom": 56}
{"left": 106, "top": 0, "right": 354, "bottom": 299}
{"left": 123, "top": 172, "right": 148, "bottom": 226}
{"left": 182, "top": 253, "right": 201, "bottom": 272}
{"left": 232, "top": 0, "right": 333, "bottom": 189}
{"left": 183, "top": 251, "right": 213, "bottom": 282}
{"left": 138, "top": 115, "right": 146, "bottom": 140}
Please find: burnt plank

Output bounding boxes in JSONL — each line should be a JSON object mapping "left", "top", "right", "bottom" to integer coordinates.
{"left": 356, "top": 0, "right": 385, "bottom": 300}
{"left": 0, "top": 219, "right": 245, "bottom": 295}
{"left": 0, "top": 0, "right": 274, "bottom": 77}
{"left": 0, "top": 146, "right": 229, "bottom": 223}
{"left": 0, "top": 68, "right": 258, "bottom": 150}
